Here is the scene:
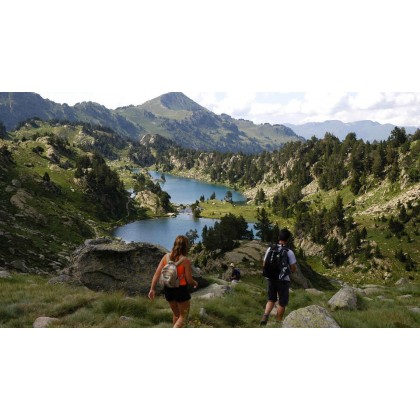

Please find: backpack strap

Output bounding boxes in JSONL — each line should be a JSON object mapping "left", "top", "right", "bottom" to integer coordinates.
{"left": 280, "top": 246, "right": 290, "bottom": 261}
{"left": 174, "top": 256, "right": 186, "bottom": 266}
{"left": 167, "top": 255, "right": 186, "bottom": 282}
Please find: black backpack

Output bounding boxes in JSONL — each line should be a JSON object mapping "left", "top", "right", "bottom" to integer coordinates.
{"left": 263, "top": 245, "right": 290, "bottom": 281}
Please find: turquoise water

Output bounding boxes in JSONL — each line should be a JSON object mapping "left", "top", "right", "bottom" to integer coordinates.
{"left": 113, "top": 171, "right": 253, "bottom": 249}
{"left": 148, "top": 170, "right": 247, "bottom": 204}
{"left": 114, "top": 211, "right": 255, "bottom": 250}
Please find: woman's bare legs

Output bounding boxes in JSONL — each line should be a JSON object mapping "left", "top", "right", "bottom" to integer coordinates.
{"left": 173, "top": 300, "right": 190, "bottom": 328}
{"left": 168, "top": 301, "right": 180, "bottom": 326}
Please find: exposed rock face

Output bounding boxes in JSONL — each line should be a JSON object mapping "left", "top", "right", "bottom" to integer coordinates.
{"left": 10, "top": 188, "right": 47, "bottom": 225}
{"left": 63, "top": 238, "right": 206, "bottom": 295}
{"left": 356, "top": 183, "right": 420, "bottom": 216}
{"left": 328, "top": 286, "right": 358, "bottom": 311}
{"left": 282, "top": 305, "right": 340, "bottom": 328}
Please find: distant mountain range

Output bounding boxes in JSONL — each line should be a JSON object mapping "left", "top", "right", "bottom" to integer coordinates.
{"left": 0, "top": 92, "right": 302, "bottom": 153}
{"left": 285, "top": 120, "right": 419, "bottom": 142}
{"left": 1, "top": 92, "right": 418, "bottom": 152}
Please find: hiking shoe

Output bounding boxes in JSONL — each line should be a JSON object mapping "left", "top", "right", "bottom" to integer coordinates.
{"left": 260, "top": 314, "right": 269, "bottom": 326}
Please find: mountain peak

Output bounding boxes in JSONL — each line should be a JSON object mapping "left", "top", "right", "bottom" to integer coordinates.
{"left": 162, "top": 92, "right": 200, "bottom": 110}
{"left": 146, "top": 92, "right": 205, "bottom": 112}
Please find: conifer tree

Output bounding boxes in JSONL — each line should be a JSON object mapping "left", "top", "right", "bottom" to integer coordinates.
{"left": 254, "top": 208, "right": 272, "bottom": 243}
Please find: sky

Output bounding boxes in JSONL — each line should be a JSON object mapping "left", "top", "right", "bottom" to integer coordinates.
{"left": 37, "top": 91, "right": 420, "bottom": 127}
{"left": 4, "top": 1, "right": 420, "bottom": 129}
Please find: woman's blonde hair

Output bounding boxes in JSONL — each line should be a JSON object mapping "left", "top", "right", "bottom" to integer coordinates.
{"left": 170, "top": 235, "right": 189, "bottom": 261}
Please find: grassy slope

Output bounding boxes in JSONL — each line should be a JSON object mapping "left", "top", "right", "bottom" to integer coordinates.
{"left": 1, "top": 123, "right": 137, "bottom": 271}
{"left": 1, "top": 272, "right": 419, "bottom": 328}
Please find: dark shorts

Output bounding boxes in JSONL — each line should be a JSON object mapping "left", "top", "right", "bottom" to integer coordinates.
{"left": 267, "top": 280, "right": 290, "bottom": 307}
{"left": 164, "top": 285, "right": 191, "bottom": 303}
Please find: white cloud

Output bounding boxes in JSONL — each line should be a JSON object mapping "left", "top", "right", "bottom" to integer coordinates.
{"left": 239, "top": 93, "right": 420, "bottom": 126}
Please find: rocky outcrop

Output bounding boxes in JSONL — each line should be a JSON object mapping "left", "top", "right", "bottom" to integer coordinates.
{"left": 135, "top": 190, "right": 162, "bottom": 213}
{"left": 356, "top": 183, "right": 420, "bottom": 216}
{"left": 10, "top": 188, "right": 47, "bottom": 225}
{"left": 61, "top": 238, "right": 207, "bottom": 295}
{"left": 282, "top": 305, "right": 340, "bottom": 328}
{"left": 328, "top": 286, "right": 358, "bottom": 311}
{"left": 197, "top": 240, "right": 311, "bottom": 289}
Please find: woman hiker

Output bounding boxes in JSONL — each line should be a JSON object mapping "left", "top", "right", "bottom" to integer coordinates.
{"left": 148, "top": 235, "right": 198, "bottom": 328}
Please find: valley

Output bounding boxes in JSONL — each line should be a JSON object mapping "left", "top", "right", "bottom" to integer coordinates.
{"left": 0, "top": 93, "right": 419, "bottom": 328}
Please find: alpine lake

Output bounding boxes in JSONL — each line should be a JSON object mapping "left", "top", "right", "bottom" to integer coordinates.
{"left": 113, "top": 171, "right": 254, "bottom": 250}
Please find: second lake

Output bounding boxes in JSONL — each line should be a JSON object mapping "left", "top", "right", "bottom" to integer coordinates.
{"left": 114, "top": 171, "right": 253, "bottom": 250}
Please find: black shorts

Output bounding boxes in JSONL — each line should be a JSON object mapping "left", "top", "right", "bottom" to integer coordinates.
{"left": 267, "top": 280, "right": 290, "bottom": 307}
{"left": 164, "top": 285, "right": 191, "bottom": 303}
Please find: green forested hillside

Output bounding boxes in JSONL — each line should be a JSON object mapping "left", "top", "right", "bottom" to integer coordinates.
{"left": 0, "top": 120, "right": 153, "bottom": 273}
{"left": 140, "top": 128, "right": 420, "bottom": 284}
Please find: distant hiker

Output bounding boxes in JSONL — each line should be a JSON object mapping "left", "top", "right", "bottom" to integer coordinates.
{"left": 260, "top": 229, "right": 297, "bottom": 326}
{"left": 229, "top": 263, "right": 241, "bottom": 284}
{"left": 148, "top": 235, "right": 198, "bottom": 328}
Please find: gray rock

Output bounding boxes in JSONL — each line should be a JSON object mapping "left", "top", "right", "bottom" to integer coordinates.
{"left": 305, "top": 288, "right": 325, "bottom": 296}
{"left": 193, "top": 283, "right": 231, "bottom": 299}
{"left": 199, "top": 308, "right": 208, "bottom": 319}
{"left": 364, "top": 287, "right": 386, "bottom": 296}
{"left": 409, "top": 307, "right": 420, "bottom": 314}
{"left": 328, "top": 286, "right": 358, "bottom": 311}
{"left": 11, "top": 179, "right": 22, "bottom": 188}
{"left": 120, "top": 316, "right": 133, "bottom": 322}
{"left": 48, "top": 274, "right": 78, "bottom": 285}
{"left": 362, "top": 284, "right": 387, "bottom": 289}
{"left": 282, "top": 305, "right": 340, "bottom": 328}
{"left": 65, "top": 239, "right": 207, "bottom": 295}
{"left": 398, "top": 295, "right": 413, "bottom": 300}
{"left": 377, "top": 296, "right": 395, "bottom": 303}
{"left": 33, "top": 317, "right": 59, "bottom": 328}
{"left": 290, "top": 265, "right": 311, "bottom": 289}
{"left": 354, "top": 288, "right": 367, "bottom": 297}
{"left": 10, "top": 260, "right": 29, "bottom": 273}
{"left": 395, "top": 278, "right": 409, "bottom": 287}
{"left": 0, "top": 270, "right": 11, "bottom": 279}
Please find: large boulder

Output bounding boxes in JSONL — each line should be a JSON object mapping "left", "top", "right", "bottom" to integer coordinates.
{"left": 63, "top": 238, "right": 206, "bottom": 295}
{"left": 328, "top": 286, "right": 358, "bottom": 311}
{"left": 282, "top": 305, "right": 340, "bottom": 328}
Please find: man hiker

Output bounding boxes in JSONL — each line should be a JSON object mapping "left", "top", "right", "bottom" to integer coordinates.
{"left": 260, "top": 229, "right": 297, "bottom": 326}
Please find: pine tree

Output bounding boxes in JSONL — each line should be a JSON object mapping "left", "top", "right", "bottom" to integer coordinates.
{"left": 254, "top": 208, "right": 273, "bottom": 243}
